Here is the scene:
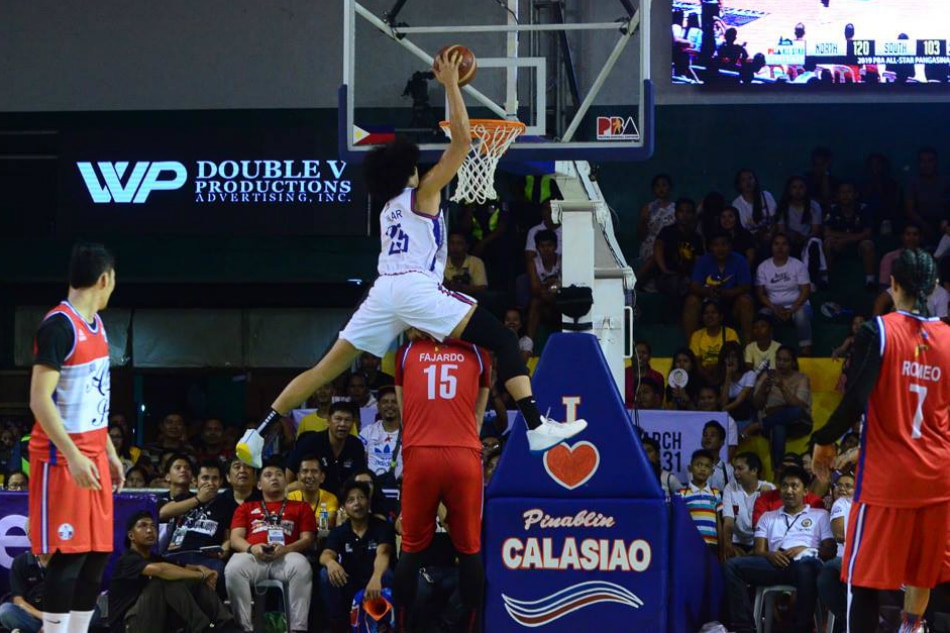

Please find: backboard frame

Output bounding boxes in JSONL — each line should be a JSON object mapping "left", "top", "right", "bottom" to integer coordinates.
{"left": 339, "top": 0, "right": 654, "bottom": 164}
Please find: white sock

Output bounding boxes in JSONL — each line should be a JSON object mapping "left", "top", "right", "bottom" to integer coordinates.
{"left": 42, "top": 612, "right": 71, "bottom": 633}
{"left": 67, "top": 610, "right": 95, "bottom": 633}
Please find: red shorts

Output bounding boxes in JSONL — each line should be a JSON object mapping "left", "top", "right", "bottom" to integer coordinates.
{"left": 400, "top": 446, "right": 482, "bottom": 555}
{"left": 29, "top": 453, "right": 114, "bottom": 555}
{"left": 843, "top": 501, "right": 949, "bottom": 589}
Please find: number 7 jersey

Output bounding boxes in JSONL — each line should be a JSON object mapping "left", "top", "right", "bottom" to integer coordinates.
{"left": 377, "top": 188, "right": 447, "bottom": 281}
{"left": 858, "top": 312, "right": 950, "bottom": 507}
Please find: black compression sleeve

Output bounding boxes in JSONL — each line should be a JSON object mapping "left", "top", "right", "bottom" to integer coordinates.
{"left": 34, "top": 313, "right": 74, "bottom": 371}
{"left": 812, "top": 320, "right": 883, "bottom": 445}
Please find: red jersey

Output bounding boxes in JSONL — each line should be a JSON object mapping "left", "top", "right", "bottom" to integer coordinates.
{"left": 395, "top": 339, "right": 490, "bottom": 450}
{"left": 858, "top": 313, "right": 950, "bottom": 507}
{"left": 231, "top": 499, "right": 317, "bottom": 547}
{"left": 30, "top": 302, "right": 110, "bottom": 462}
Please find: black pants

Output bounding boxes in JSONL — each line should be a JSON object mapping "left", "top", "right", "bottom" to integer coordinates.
{"left": 125, "top": 578, "right": 233, "bottom": 633}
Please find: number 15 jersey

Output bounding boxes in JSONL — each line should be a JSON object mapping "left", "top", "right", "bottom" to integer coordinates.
{"left": 395, "top": 339, "right": 491, "bottom": 450}
{"left": 377, "top": 188, "right": 447, "bottom": 282}
{"left": 859, "top": 312, "right": 950, "bottom": 507}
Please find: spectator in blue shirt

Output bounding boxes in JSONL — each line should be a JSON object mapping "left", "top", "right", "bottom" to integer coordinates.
{"left": 684, "top": 231, "right": 754, "bottom": 342}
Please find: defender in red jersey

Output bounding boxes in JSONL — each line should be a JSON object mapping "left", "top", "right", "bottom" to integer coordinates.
{"left": 392, "top": 334, "right": 491, "bottom": 633}
{"left": 28, "top": 243, "right": 124, "bottom": 633}
{"left": 813, "top": 249, "right": 949, "bottom": 633}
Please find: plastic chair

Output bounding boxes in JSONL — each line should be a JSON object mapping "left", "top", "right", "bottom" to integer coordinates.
{"left": 753, "top": 585, "right": 797, "bottom": 633}
{"left": 252, "top": 579, "right": 292, "bottom": 633}
{"left": 825, "top": 611, "right": 836, "bottom": 633}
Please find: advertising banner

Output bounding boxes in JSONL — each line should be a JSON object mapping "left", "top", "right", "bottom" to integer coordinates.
{"left": 636, "top": 410, "right": 730, "bottom": 486}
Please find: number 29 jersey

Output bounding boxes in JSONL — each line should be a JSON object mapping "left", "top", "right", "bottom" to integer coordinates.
{"left": 395, "top": 339, "right": 491, "bottom": 450}
{"left": 858, "top": 312, "right": 950, "bottom": 507}
{"left": 377, "top": 188, "right": 447, "bottom": 282}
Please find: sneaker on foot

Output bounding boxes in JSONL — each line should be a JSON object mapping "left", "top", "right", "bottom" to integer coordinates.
{"left": 526, "top": 416, "right": 588, "bottom": 452}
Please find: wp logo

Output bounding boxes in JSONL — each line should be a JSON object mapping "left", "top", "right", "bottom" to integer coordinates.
{"left": 77, "top": 161, "right": 187, "bottom": 203}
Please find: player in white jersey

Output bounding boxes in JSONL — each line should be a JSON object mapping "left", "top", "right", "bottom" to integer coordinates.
{"left": 237, "top": 50, "right": 586, "bottom": 466}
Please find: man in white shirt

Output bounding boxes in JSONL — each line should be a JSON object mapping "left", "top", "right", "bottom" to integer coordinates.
{"left": 701, "top": 420, "right": 735, "bottom": 492}
{"left": 818, "top": 471, "right": 855, "bottom": 625}
{"left": 722, "top": 452, "right": 775, "bottom": 558}
{"left": 755, "top": 232, "right": 813, "bottom": 355}
{"left": 359, "top": 386, "right": 402, "bottom": 481}
{"left": 724, "top": 465, "right": 836, "bottom": 633}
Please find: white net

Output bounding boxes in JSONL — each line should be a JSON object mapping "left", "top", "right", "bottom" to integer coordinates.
{"left": 440, "top": 119, "right": 525, "bottom": 205}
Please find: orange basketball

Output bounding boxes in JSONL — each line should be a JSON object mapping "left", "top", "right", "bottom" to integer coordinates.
{"left": 434, "top": 45, "right": 478, "bottom": 87}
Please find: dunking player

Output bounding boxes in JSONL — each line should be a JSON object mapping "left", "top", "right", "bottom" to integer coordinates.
{"left": 392, "top": 332, "right": 491, "bottom": 632}
{"left": 812, "top": 249, "right": 949, "bottom": 633}
{"left": 28, "top": 243, "right": 125, "bottom": 633}
{"left": 237, "top": 49, "right": 585, "bottom": 465}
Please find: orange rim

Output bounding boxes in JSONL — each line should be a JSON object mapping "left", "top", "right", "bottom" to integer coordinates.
{"left": 440, "top": 118, "right": 526, "bottom": 148}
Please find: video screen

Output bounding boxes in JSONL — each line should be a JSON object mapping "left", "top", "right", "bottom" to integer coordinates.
{"left": 671, "top": 0, "right": 950, "bottom": 85}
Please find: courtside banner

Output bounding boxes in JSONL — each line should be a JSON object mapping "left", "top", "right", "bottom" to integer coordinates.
{"left": 485, "top": 333, "right": 668, "bottom": 631}
{"left": 0, "top": 492, "right": 158, "bottom": 596}
{"left": 636, "top": 410, "right": 730, "bottom": 486}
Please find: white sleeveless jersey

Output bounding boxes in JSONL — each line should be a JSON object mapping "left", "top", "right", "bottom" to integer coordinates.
{"left": 377, "top": 188, "right": 447, "bottom": 282}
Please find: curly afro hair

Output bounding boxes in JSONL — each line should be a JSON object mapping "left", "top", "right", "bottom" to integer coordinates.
{"left": 363, "top": 137, "right": 421, "bottom": 203}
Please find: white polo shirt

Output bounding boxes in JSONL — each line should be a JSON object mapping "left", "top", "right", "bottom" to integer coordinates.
{"left": 830, "top": 496, "right": 853, "bottom": 558}
{"left": 722, "top": 480, "right": 776, "bottom": 546}
{"left": 755, "top": 506, "right": 832, "bottom": 554}
{"left": 708, "top": 459, "right": 735, "bottom": 493}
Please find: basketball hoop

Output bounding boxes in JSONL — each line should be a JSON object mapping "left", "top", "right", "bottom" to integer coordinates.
{"left": 440, "top": 118, "right": 525, "bottom": 205}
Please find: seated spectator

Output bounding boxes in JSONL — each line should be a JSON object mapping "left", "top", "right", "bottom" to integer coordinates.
{"left": 714, "top": 342, "right": 756, "bottom": 426}
{"left": 732, "top": 169, "right": 777, "bottom": 254}
{"left": 287, "top": 402, "right": 367, "bottom": 496}
{"left": 641, "top": 435, "right": 683, "bottom": 498}
{"left": 677, "top": 449, "right": 722, "bottom": 554}
{"left": 503, "top": 307, "right": 534, "bottom": 362}
{"left": 526, "top": 229, "right": 562, "bottom": 339}
{"left": 109, "top": 511, "right": 236, "bottom": 633}
{"left": 345, "top": 372, "right": 377, "bottom": 409}
{"left": 750, "top": 346, "right": 813, "bottom": 472}
{"left": 125, "top": 465, "right": 149, "bottom": 489}
{"left": 444, "top": 230, "right": 488, "bottom": 297}
{"left": 352, "top": 469, "right": 401, "bottom": 524}
{"left": 818, "top": 471, "right": 855, "bottom": 625}
{"left": 143, "top": 412, "right": 196, "bottom": 475}
{"left": 223, "top": 457, "right": 261, "bottom": 506}
{"left": 359, "top": 386, "right": 403, "bottom": 481}
{"left": 0, "top": 547, "right": 51, "bottom": 633}
{"left": 716, "top": 206, "right": 757, "bottom": 266}
{"left": 878, "top": 223, "right": 922, "bottom": 288}
{"left": 701, "top": 419, "right": 736, "bottom": 490}
{"left": 625, "top": 340, "right": 665, "bottom": 408}
{"left": 457, "top": 197, "right": 513, "bottom": 286}
{"left": 714, "top": 28, "right": 748, "bottom": 72}
{"left": 752, "top": 454, "right": 827, "bottom": 525}
{"left": 832, "top": 314, "right": 866, "bottom": 392}
{"left": 524, "top": 198, "right": 562, "bottom": 264}
{"left": 320, "top": 479, "right": 396, "bottom": 633}
{"left": 904, "top": 146, "right": 949, "bottom": 244}
{"left": 684, "top": 230, "right": 754, "bottom": 341}
{"left": 298, "top": 384, "right": 358, "bottom": 438}
{"left": 655, "top": 198, "right": 704, "bottom": 299}
{"left": 689, "top": 300, "right": 740, "bottom": 381}
{"left": 160, "top": 458, "right": 234, "bottom": 583}
{"left": 226, "top": 458, "right": 315, "bottom": 633}
{"left": 724, "top": 465, "right": 835, "bottom": 633}
{"left": 755, "top": 232, "right": 814, "bottom": 355}
{"left": 775, "top": 176, "right": 823, "bottom": 268}
{"left": 823, "top": 181, "right": 877, "bottom": 290}
{"left": 360, "top": 352, "right": 394, "bottom": 396}
{"left": 195, "top": 418, "right": 235, "bottom": 466}
{"left": 635, "top": 376, "right": 664, "bottom": 411}
{"left": 287, "top": 454, "right": 340, "bottom": 536}
{"left": 4, "top": 469, "right": 27, "bottom": 491}
{"left": 873, "top": 255, "right": 950, "bottom": 319}
{"left": 635, "top": 173, "right": 676, "bottom": 286}
{"left": 109, "top": 423, "right": 142, "bottom": 474}
{"left": 744, "top": 313, "right": 781, "bottom": 369}
{"left": 721, "top": 452, "right": 775, "bottom": 560}
{"left": 665, "top": 347, "right": 703, "bottom": 411}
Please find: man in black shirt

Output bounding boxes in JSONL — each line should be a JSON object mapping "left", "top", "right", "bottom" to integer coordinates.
{"left": 0, "top": 550, "right": 51, "bottom": 633}
{"left": 319, "top": 479, "right": 395, "bottom": 632}
{"left": 655, "top": 198, "right": 705, "bottom": 299}
{"left": 108, "top": 511, "right": 237, "bottom": 633}
{"left": 221, "top": 457, "right": 261, "bottom": 508}
{"left": 287, "top": 402, "right": 366, "bottom": 497}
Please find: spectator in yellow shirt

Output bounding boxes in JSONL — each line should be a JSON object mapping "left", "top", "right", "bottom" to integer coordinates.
{"left": 690, "top": 300, "right": 739, "bottom": 383}
{"left": 444, "top": 230, "right": 488, "bottom": 296}
{"left": 286, "top": 454, "right": 339, "bottom": 535}
{"left": 297, "top": 384, "right": 358, "bottom": 438}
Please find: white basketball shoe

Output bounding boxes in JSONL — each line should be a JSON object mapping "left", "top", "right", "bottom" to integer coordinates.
{"left": 526, "top": 415, "right": 588, "bottom": 452}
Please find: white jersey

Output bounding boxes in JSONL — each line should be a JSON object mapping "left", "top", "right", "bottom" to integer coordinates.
{"left": 377, "top": 188, "right": 447, "bottom": 282}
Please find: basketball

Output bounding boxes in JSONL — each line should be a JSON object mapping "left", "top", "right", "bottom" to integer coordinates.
{"left": 434, "top": 44, "right": 477, "bottom": 87}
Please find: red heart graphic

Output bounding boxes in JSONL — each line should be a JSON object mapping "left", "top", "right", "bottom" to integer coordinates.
{"left": 543, "top": 441, "right": 600, "bottom": 490}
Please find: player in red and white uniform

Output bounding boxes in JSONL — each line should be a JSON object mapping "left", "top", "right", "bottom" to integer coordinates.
{"left": 813, "top": 249, "right": 949, "bottom": 633}
{"left": 391, "top": 335, "right": 491, "bottom": 633}
{"left": 238, "top": 49, "right": 585, "bottom": 467}
{"left": 28, "top": 243, "right": 124, "bottom": 633}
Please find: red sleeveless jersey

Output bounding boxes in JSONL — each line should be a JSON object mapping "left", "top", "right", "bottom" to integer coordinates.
{"left": 30, "top": 302, "right": 110, "bottom": 462}
{"left": 857, "top": 312, "right": 950, "bottom": 507}
{"left": 395, "top": 339, "right": 490, "bottom": 450}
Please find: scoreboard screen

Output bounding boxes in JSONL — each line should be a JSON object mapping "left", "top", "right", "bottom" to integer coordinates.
{"left": 671, "top": 0, "right": 950, "bottom": 85}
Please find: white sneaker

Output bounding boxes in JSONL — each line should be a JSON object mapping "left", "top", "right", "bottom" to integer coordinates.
{"left": 526, "top": 416, "right": 588, "bottom": 452}
{"left": 235, "top": 429, "right": 265, "bottom": 468}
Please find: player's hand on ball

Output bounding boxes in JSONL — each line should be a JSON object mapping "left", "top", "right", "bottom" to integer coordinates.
{"left": 432, "top": 49, "right": 462, "bottom": 86}
{"left": 812, "top": 443, "right": 837, "bottom": 481}
{"left": 69, "top": 453, "right": 102, "bottom": 490}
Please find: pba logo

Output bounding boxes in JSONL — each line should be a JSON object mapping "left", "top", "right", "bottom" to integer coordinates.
{"left": 77, "top": 161, "right": 188, "bottom": 203}
{"left": 596, "top": 116, "right": 640, "bottom": 141}
{"left": 502, "top": 580, "right": 643, "bottom": 626}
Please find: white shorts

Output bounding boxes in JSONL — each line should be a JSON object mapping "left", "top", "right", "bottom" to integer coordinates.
{"left": 339, "top": 272, "right": 476, "bottom": 357}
